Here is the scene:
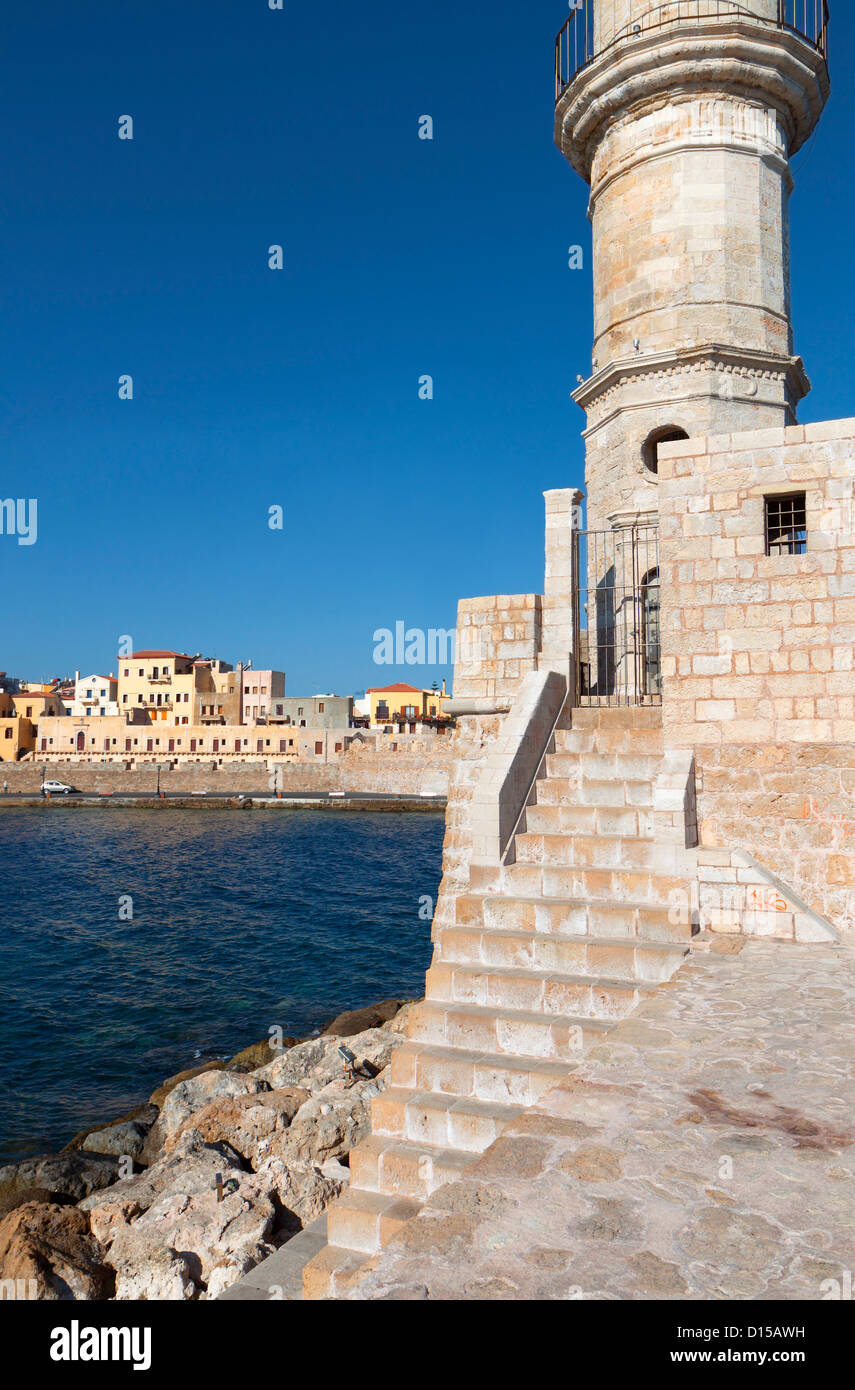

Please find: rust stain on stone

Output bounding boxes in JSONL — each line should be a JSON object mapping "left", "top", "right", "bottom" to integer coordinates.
{"left": 686, "top": 1088, "right": 854, "bottom": 1151}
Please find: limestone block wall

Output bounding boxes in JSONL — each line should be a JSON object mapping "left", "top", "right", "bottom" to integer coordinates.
{"left": 658, "top": 420, "right": 855, "bottom": 745}
{"left": 0, "top": 742, "right": 456, "bottom": 799}
{"left": 658, "top": 419, "right": 855, "bottom": 932}
{"left": 453, "top": 595, "right": 542, "bottom": 702}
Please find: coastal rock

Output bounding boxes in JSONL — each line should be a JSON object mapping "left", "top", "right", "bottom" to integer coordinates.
{"left": 0, "top": 1152, "right": 119, "bottom": 1206}
{"left": 166, "top": 1087, "right": 310, "bottom": 1162}
{"left": 0, "top": 1202, "right": 113, "bottom": 1301}
{"left": 142, "top": 1070, "right": 271, "bottom": 1163}
{"left": 385, "top": 1001, "right": 418, "bottom": 1036}
{"left": 62, "top": 1104, "right": 158, "bottom": 1154}
{"left": 253, "top": 1157, "right": 346, "bottom": 1231}
{"left": 268, "top": 1075, "right": 386, "bottom": 1167}
{"left": 81, "top": 1132, "right": 246, "bottom": 1242}
{"left": 254, "top": 1027, "right": 401, "bottom": 1094}
{"left": 83, "top": 1120, "right": 149, "bottom": 1160}
{"left": 107, "top": 1233, "right": 197, "bottom": 1301}
{"left": 227, "top": 1040, "right": 297, "bottom": 1073}
{"left": 148, "top": 1061, "right": 227, "bottom": 1111}
{"left": 106, "top": 1172, "right": 277, "bottom": 1300}
{"left": 322, "top": 1000, "right": 404, "bottom": 1037}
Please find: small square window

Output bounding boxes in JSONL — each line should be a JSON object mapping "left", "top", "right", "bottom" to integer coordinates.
{"left": 765, "top": 493, "right": 806, "bottom": 556}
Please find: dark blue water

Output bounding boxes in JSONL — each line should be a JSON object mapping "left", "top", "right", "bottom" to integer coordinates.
{"left": 0, "top": 808, "right": 443, "bottom": 1165}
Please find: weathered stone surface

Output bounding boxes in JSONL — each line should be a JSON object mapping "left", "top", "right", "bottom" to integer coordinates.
{"left": 0, "top": 1153, "right": 119, "bottom": 1206}
{"left": 0, "top": 1202, "right": 113, "bottom": 1301}
{"left": 62, "top": 1104, "right": 159, "bottom": 1154}
{"left": 254, "top": 1028, "right": 401, "bottom": 1094}
{"left": 322, "top": 1000, "right": 404, "bottom": 1037}
{"left": 227, "top": 1040, "right": 295, "bottom": 1073}
{"left": 342, "top": 942, "right": 855, "bottom": 1300}
{"left": 80, "top": 1132, "right": 246, "bottom": 1238}
{"left": 166, "top": 1087, "right": 310, "bottom": 1162}
{"left": 142, "top": 1070, "right": 270, "bottom": 1161}
{"left": 83, "top": 1120, "right": 149, "bottom": 1159}
{"left": 106, "top": 1176, "right": 277, "bottom": 1300}
{"left": 268, "top": 1077, "right": 385, "bottom": 1167}
{"left": 148, "top": 1061, "right": 227, "bottom": 1110}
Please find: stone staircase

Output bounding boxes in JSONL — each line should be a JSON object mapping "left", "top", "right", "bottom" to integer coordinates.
{"left": 302, "top": 705, "right": 696, "bottom": 1298}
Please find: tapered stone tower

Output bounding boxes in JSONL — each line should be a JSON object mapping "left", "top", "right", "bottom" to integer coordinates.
{"left": 555, "top": 0, "right": 830, "bottom": 537}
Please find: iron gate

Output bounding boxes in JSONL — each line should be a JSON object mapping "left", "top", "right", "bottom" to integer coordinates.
{"left": 572, "top": 526, "right": 661, "bottom": 707}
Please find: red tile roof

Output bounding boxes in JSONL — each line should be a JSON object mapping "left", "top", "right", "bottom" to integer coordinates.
{"left": 127, "top": 651, "right": 193, "bottom": 661}
{"left": 366, "top": 683, "right": 425, "bottom": 694}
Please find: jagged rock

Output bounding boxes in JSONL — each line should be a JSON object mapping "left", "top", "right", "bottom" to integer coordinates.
{"left": 254, "top": 1027, "right": 402, "bottom": 1094}
{"left": 322, "top": 1000, "right": 404, "bottom": 1037}
{"left": 148, "top": 1061, "right": 227, "bottom": 1110}
{"left": 83, "top": 1120, "right": 149, "bottom": 1159}
{"left": 106, "top": 1171, "right": 277, "bottom": 1300}
{"left": 227, "top": 1039, "right": 298, "bottom": 1073}
{"left": 142, "top": 1070, "right": 271, "bottom": 1163}
{"left": 62, "top": 1104, "right": 158, "bottom": 1154}
{"left": 385, "top": 1001, "right": 419, "bottom": 1036}
{"left": 0, "top": 1153, "right": 119, "bottom": 1206}
{"left": 267, "top": 1076, "right": 386, "bottom": 1167}
{"left": 0, "top": 1202, "right": 113, "bottom": 1301}
{"left": 80, "top": 1132, "right": 246, "bottom": 1245}
{"left": 0, "top": 1188, "right": 77, "bottom": 1220}
{"left": 166, "top": 1087, "right": 309, "bottom": 1162}
{"left": 253, "top": 1157, "right": 346, "bottom": 1232}
{"left": 108, "top": 1233, "right": 197, "bottom": 1301}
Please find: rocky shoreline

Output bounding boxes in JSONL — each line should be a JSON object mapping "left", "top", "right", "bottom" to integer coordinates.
{"left": 0, "top": 998, "right": 416, "bottom": 1300}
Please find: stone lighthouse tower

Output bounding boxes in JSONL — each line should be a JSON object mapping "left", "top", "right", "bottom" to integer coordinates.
{"left": 555, "top": 1, "right": 830, "bottom": 540}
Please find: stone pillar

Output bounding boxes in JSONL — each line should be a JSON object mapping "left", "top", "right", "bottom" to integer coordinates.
{"left": 539, "top": 488, "right": 584, "bottom": 684}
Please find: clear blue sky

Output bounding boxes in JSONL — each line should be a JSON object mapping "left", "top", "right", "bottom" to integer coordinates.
{"left": 1, "top": 2, "right": 852, "bottom": 694}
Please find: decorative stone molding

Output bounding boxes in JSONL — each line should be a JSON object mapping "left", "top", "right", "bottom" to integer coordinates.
{"left": 573, "top": 345, "right": 810, "bottom": 420}
{"left": 556, "top": 20, "right": 829, "bottom": 179}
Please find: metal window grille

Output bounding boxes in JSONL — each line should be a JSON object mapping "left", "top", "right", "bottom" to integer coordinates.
{"left": 572, "top": 526, "right": 661, "bottom": 706}
{"left": 765, "top": 493, "right": 807, "bottom": 555}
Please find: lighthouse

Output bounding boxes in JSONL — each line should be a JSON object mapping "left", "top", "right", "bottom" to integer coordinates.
{"left": 555, "top": 1, "right": 830, "bottom": 538}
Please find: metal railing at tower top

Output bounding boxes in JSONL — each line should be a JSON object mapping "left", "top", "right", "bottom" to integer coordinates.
{"left": 555, "top": 1, "right": 830, "bottom": 100}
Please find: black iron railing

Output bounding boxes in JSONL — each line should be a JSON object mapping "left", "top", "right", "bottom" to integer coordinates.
{"left": 573, "top": 526, "right": 662, "bottom": 707}
{"left": 556, "top": 1, "right": 830, "bottom": 100}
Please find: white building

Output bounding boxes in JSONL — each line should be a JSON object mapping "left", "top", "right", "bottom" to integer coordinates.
{"left": 71, "top": 672, "right": 119, "bottom": 718}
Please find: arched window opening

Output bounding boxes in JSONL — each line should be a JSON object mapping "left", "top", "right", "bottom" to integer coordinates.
{"left": 642, "top": 427, "right": 690, "bottom": 476}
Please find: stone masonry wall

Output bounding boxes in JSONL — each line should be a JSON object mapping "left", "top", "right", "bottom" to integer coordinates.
{"left": 658, "top": 420, "right": 855, "bottom": 746}
{"left": 0, "top": 744, "right": 455, "bottom": 799}
{"left": 658, "top": 419, "right": 855, "bottom": 932}
{"left": 453, "top": 595, "right": 542, "bottom": 702}
{"left": 695, "top": 744, "right": 855, "bottom": 934}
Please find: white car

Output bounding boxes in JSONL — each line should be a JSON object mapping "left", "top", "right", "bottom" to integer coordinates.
{"left": 41, "top": 780, "right": 76, "bottom": 796}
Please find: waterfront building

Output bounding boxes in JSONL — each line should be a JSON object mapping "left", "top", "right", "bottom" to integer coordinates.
{"left": 70, "top": 672, "right": 119, "bottom": 718}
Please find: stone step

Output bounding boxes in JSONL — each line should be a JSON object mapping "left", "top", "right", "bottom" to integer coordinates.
{"left": 325, "top": 1187, "right": 423, "bottom": 1257}
{"left": 524, "top": 802, "right": 653, "bottom": 837}
{"left": 457, "top": 892, "right": 692, "bottom": 941}
{"left": 389, "top": 1040, "right": 573, "bottom": 1106}
{"left": 408, "top": 997, "right": 614, "bottom": 1061}
{"left": 348, "top": 1132, "right": 475, "bottom": 1200}
{"left": 481, "top": 894, "right": 693, "bottom": 941}
{"left": 438, "top": 923, "right": 690, "bottom": 981}
{"left": 515, "top": 831, "right": 677, "bottom": 873}
{"left": 302, "top": 1244, "right": 374, "bottom": 1300}
{"left": 552, "top": 726, "right": 664, "bottom": 756}
{"left": 426, "top": 959, "right": 655, "bottom": 1020}
{"left": 535, "top": 777, "right": 654, "bottom": 809}
{"left": 371, "top": 1086, "right": 521, "bottom": 1152}
{"left": 471, "top": 860, "right": 689, "bottom": 907}
{"left": 545, "top": 751, "right": 662, "bottom": 782}
{"left": 569, "top": 706, "right": 663, "bottom": 730}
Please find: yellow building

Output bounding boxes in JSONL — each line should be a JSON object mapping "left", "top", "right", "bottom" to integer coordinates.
{"left": 366, "top": 682, "right": 449, "bottom": 728}
{"left": 116, "top": 651, "right": 241, "bottom": 726}
{"left": 0, "top": 691, "right": 35, "bottom": 762}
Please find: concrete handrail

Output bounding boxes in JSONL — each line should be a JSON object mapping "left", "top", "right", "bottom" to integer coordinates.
{"left": 468, "top": 668, "right": 568, "bottom": 864}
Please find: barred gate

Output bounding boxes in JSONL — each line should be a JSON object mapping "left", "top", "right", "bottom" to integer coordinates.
{"left": 572, "top": 526, "right": 661, "bottom": 707}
